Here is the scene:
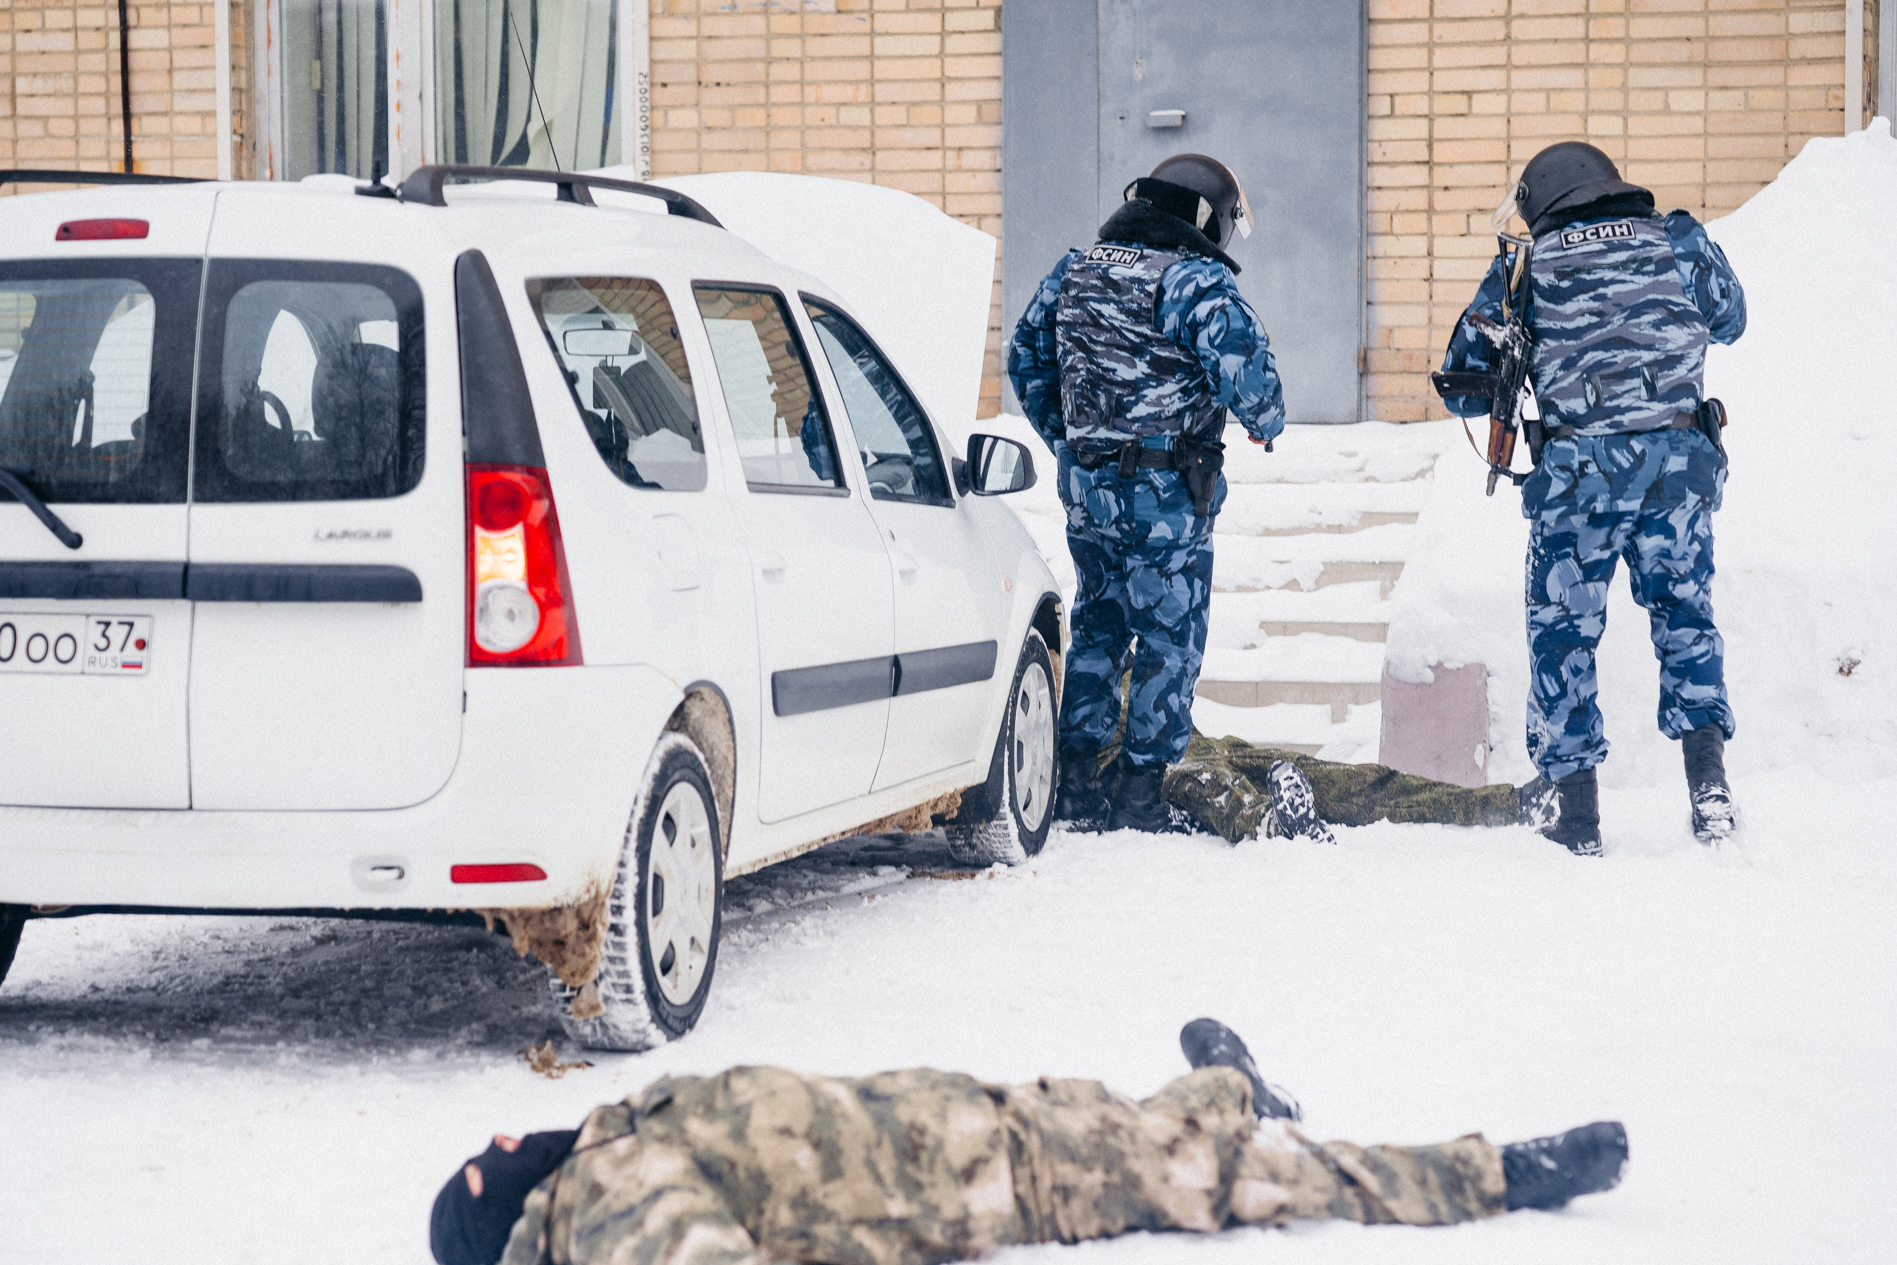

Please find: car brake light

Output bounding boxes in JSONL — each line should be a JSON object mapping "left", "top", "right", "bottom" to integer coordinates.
{"left": 451, "top": 863, "right": 548, "bottom": 884}
{"left": 467, "top": 464, "right": 582, "bottom": 666}
{"left": 56, "top": 218, "right": 149, "bottom": 241}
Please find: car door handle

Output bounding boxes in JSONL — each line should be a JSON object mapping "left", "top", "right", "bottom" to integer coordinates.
{"left": 756, "top": 550, "right": 787, "bottom": 579}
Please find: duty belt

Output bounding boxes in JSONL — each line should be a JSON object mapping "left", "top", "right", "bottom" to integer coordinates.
{"left": 1069, "top": 436, "right": 1227, "bottom": 517}
{"left": 1540, "top": 410, "right": 1698, "bottom": 442}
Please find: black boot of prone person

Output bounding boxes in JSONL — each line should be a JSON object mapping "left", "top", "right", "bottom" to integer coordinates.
{"left": 1519, "top": 766, "right": 1601, "bottom": 856}
{"left": 1178, "top": 1018, "right": 1302, "bottom": 1121}
{"left": 1683, "top": 726, "right": 1735, "bottom": 845}
{"left": 1053, "top": 747, "right": 1114, "bottom": 830}
{"left": 1501, "top": 1121, "right": 1629, "bottom": 1211}
{"left": 1106, "top": 758, "right": 1181, "bottom": 833}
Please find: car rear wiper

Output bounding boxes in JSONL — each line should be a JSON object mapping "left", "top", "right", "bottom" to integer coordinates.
{"left": 0, "top": 468, "right": 83, "bottom": 550}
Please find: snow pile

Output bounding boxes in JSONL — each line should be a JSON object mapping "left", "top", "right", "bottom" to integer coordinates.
{"left": 1385, "top": 120, "right": 1897, "bottom": 787}
{"left": 588, "top": 169, "right": 997, "bottom": 435}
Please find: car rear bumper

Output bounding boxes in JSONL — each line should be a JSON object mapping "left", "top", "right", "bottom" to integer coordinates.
{"left": 0, "top": 664, "right": 683, "bottom": 910}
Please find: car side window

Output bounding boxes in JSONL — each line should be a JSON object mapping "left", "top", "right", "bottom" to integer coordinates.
{"left": 528, "top": 277, "right": 705, "bottom": 492}
{"left": 194, "top": 261, "right": 425, "bottom": 503}
{"left": 803, "top": 298, "right": 952, "bottom": 505}
{"left": 692, "top": 285, "right": 844, "bottom": 493}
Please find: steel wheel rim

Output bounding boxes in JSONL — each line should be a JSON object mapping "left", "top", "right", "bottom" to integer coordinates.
{"left": 1012, "top": 661, "right": 1055, "bottom": 830}
{"left": 645, "top": 779, "right": 717, "bottom": 1006}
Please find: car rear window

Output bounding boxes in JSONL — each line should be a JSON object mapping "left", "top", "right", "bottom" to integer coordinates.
{"left": 0, "top": 260, "right": 199, "bottom": 504}
{"left": 528, "top": 276, "right": 706, "bottom": 491}
{"left": 193, "top": 261, "right": 425, "bottom": 503}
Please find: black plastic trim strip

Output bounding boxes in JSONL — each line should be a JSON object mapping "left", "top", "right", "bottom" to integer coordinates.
{"left": 455, "top": 250, "right": 545, "bottom": 468}
{"left": 895, "top": 640, "right": 998, "bottom": 696}
{"left": 772, "top": 655, "right": 897, "bottom": 717}
{"left": 0, "top": 561, "right": 185, "bottom": 600}
{"left": 184, "top": 564, "right": 422, "bottom": 603}
{"left": 770, "top": 639, "right": 1000, "bottom": 716}
{"left": 0, "top": 169, "right": 205, "bottom": 188}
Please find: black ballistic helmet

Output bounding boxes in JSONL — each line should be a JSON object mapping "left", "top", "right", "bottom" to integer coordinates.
{"left": 1513, "top": 142, "right": 1653, "bottom": 233}
{"left": 1124, "top": 153, "right": 1254, "bottom": 249}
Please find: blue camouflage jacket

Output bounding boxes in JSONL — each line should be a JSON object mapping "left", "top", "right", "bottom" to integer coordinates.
{"left": 1441, "top": 209, "right": 1746, "bottom": 519}
{"left": 1007, "top": 202, "right": 1285, "bottom": 450}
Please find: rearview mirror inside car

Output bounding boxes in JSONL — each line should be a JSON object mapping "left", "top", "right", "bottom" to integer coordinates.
{"left": 966, "top": 434, "right": 1036, "bottom": 496}
{"left": 563, "top": 326, "right": 642, "bottom": 358}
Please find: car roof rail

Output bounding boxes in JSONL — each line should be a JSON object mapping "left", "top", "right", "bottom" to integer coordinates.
{"left": 1, "top": 169, "right": 207, "bottom": 188}
{"left": 385, "top": 165, "right": 724, "bottom": 228}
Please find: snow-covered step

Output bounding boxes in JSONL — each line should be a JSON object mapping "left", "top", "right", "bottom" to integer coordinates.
{"left": 1197, "top": 633, "right": 1385, "bottom": 720}
{"left": 1210, "top": 582, "right": 1392, "bottom": 644}
{"left": 1218, "top": 480, "right": 1429, "bottom": 536}
{"left": 1211, "top": 555, "right": 1408, "bottom": 597}
{"left": 1219, "top": 422, "right": 1450, "bottom": 486}
{"left": 1191, "top": 698, "right": 1381, "bottom": 759}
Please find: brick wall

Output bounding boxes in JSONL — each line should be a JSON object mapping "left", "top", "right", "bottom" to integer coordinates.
{"left": 1365, "top": 0, "right": 1868, "bottom": 422}
{"left": 648, "top": 0, "right": 1006, "bottom": 416}
{"left": 0, "top": 2, "right": 239, "bottom": 181}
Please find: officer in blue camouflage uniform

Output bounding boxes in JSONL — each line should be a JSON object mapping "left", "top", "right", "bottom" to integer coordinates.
{"left": 1439, "top": 143, "right": 1747, "bottom": 854}
{"left": 1008, "top": 154, "right": 1286, "bottom": 832}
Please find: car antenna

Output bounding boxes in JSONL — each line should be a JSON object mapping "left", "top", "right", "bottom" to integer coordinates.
{"left": 506, "top": 8, "right": 560, "bottom": 173}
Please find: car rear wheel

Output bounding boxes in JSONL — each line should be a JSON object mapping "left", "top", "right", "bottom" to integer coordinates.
{"left": 945, "top": 629, "right": 1057, "bottom": 865}
{"left": 0, "top": 905, "right": 25, "bottom": 989}
{"left": 550, "top": 733, "right": 724, "bottom": 1051}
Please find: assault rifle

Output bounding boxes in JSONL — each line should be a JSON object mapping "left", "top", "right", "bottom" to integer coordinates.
{"left": 1431, "top": 232, "right": 1536, "bottom": 495}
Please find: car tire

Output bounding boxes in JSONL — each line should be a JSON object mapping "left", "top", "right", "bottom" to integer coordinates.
{"left": 0, "top": 905, "right": 25, "bottom": 989}
{"left": 550, "top": 733, "right": 724, "bottom": 1052}
{"left": 945, "top": 629, "right": 1058, "bottom": 866}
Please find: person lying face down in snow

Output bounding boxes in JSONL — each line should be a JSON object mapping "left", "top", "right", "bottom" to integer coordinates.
{"left": 1075, "top": 729, "right": 1535, "bottom": 847}
{"left": 431, "top": 1019, "right": 1627, "bottom": 1265}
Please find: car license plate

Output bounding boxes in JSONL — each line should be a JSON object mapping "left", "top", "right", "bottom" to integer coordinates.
{"left": 0, "top": 613, "right": 152, "bottom": 675}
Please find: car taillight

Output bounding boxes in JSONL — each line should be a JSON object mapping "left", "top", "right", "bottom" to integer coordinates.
{"left": 467, "top": 464, "right": 581, "bottom": 666}
{"left": 56, "top": 218, "right": 149, "bottom": 240}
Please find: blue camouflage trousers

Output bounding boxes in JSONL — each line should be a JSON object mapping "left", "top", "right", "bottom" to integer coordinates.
{"left": 1525, "top": 493, "right": 1734, "bottom": 781}
{"left": 1058, "top": 447, "right": 1224, "bottom": 768}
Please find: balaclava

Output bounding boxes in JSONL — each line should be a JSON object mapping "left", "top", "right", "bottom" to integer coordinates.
{"left": 429, "top": 1130, "right": 579, "bottom": 1265}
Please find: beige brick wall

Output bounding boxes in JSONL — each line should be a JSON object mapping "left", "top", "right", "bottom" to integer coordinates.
{"left": 1366, "top": 0, "right": 1867, "bottom": 423}
{"left": 0, "top": 1, "right": 237, "bottom": 181}
{"left": 648, "top": 0, "right": 1006, "bottom": 416}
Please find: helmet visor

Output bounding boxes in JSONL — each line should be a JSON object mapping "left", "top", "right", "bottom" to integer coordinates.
{"left": 1223, "top": 161, "right": 1254, "bottom": 240}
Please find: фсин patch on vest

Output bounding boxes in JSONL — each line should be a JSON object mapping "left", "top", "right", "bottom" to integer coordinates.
{"left": 1086, "top": 245, "right": 1144, "bottom": 266}
{"left": 1559, "top": 220, "right": 1637, "bottom": 248}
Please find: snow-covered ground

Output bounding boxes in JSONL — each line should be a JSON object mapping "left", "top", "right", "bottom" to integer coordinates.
{"left": 5, "top": 130, "right": 1897, "bottom": 1265}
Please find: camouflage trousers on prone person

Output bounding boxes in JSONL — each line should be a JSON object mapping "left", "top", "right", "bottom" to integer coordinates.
{"left": 1162, "top": 732, "right": 1521, "bottom": 843}
{"left": 1059, "top": 449, "right": 1225, "bottom": 769}
{"left": 1526, "top": 493, "right": 1734, "bottom": 783}
{"left": 502, "top": 1065, "right": 1507, "bottom": 1265}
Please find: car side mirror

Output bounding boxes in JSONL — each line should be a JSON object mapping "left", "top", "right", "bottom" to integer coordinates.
{"left": 964, "top": 434, "right": 1036, "bottom": 496}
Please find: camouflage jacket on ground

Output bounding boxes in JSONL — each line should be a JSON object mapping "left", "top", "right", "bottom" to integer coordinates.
{"left": 1008, "top": 201, "right": 1285, "bottom": 451}
{"left": 499, "top": 1065, "right": 1270, "bottom": 1265}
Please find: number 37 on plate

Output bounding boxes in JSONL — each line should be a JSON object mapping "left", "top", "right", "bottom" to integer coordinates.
{"left": 0, "top": 614, "right": 152, "bottom": 676}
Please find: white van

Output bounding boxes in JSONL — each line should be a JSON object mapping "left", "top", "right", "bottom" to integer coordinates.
{"left": 0, "top": 167, "right": 1062, "bottom": 1050}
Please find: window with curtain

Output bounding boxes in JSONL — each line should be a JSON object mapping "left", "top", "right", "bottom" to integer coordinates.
{"left": 434, "top": 0, "right": 622, "bottom": 171}
{"left": 283, "top": 0, "right": 389, "bottom": 181}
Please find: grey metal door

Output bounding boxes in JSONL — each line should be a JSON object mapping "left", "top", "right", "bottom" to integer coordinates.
{"left": 1003, "top": 0, "right": 1365, "bottom": 423}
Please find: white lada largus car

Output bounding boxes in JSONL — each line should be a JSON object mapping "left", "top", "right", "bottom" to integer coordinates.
{"left": 0, "top": 166, "right": 1061, "bottom": 1050}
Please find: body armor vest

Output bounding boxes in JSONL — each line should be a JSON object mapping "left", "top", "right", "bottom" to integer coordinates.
{"left": 1054, "top": 243, "right": 1221, "bottom": 446}
{"left": 1529, "top": 217, "right": 1710, "bottom": 436}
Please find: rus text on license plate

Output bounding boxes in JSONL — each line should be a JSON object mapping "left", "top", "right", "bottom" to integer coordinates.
{"left": 0, "top": 614, "right": 152, "bottom": 675}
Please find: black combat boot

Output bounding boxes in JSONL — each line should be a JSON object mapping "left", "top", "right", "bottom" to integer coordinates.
{"left": 1106, "top": 759, "right": 1180, "bottom": 833}
{"left": 1053, "top": 748, "right": 1113, "bottom": 830}
{"left": 1264, "top": 760, "right": 1335, "bottom": 845}
{"left": 1178, "top": 1018, "right": 1302, "bottom": 1121}
{"left": 1501, "top": 1121, "right": 1629, "bottom": 1211}
{"left": 1683, "top": 727, "right": 1735, "bottom": 846}
{"left": 1518, "top": 767, "right": 1601, "bottom": 856}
